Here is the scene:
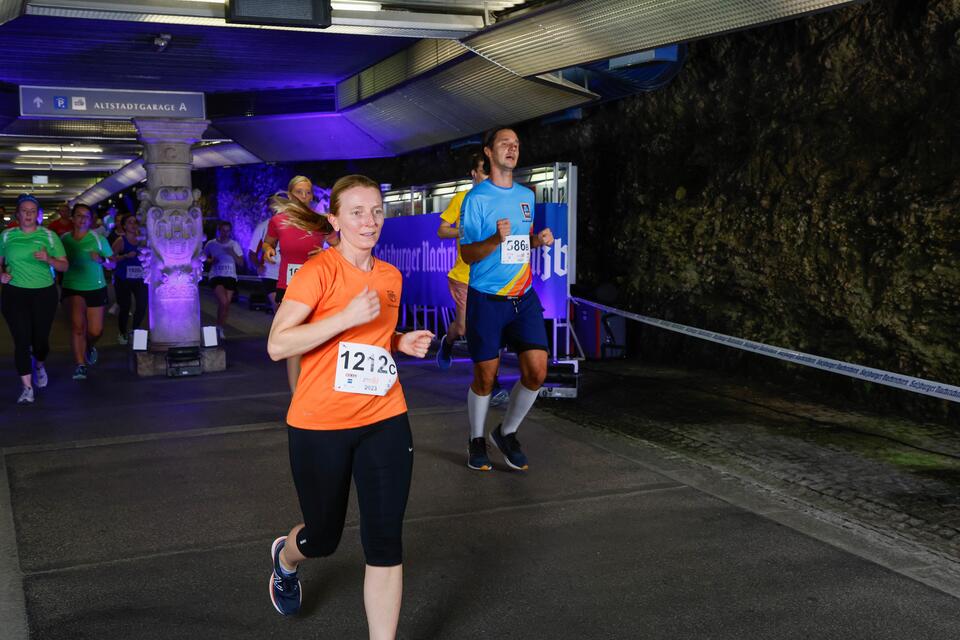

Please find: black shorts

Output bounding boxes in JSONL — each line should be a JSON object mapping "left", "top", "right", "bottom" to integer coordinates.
{"left": 208, "top": 277, "right": 238, "bottom": 291}
{"left": 287, "top": 412, "right": 413, "bottom": 567}
{"left": 261, "top": 278, "right": 278, "bottom": 295}
{"left": 61, "top": 286, "right": 109, "bottom": 307}
{"left": 275, "top": 287, "right": 286, "bottom": 304}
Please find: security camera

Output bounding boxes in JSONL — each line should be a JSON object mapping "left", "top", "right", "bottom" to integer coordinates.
{"left": 153, "top": 34, "right": 172, "bottom": 51}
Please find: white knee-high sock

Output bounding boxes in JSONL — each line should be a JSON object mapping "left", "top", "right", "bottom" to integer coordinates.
{"left": 501, "top": 381, "right": 540, "bottom": 435}
{"left": 467, "top": 388, "right": 491, "bottom": 439}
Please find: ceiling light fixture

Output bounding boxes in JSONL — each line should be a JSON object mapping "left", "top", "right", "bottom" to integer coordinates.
{"left": 331, "top": 1, "right": 382, "bottom": 11}
{"left": 16, "top": 145, "right": 103, "bottom": 153}
{"left": 16, "top": 154, "right": 113, "bottom": 161}
{"left": 3, "top": 183, "right": 62, "bottom": 189}
{"left": 13, "top": 159, "right": 87, "bottom": 166}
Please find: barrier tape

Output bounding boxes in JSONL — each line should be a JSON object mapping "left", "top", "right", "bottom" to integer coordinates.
{"left": 571, "top": 296, "right": 960, "bottom": 404}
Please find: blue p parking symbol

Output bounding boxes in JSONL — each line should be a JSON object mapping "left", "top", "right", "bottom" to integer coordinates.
{"left": 54, "top": 97, "right": 68, "bottom": 110}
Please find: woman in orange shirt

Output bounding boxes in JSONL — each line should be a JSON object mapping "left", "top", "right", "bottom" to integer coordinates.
{"left": 266, "top": 174, "right": 432, "bottom": 639}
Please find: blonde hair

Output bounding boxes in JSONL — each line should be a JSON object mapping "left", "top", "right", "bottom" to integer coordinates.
{"left": 329, "top": 175, "right": 381, "bottom": 217}
{"left": 269, "top": 191, "right": 333, "bottom": 235}
{"left": 287, "top": 175, "right": 312, "bottom": 193}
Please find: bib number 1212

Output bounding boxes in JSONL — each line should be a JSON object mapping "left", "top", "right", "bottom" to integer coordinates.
{"left": 334, "top": 342, "right": 398, "bottom": 396}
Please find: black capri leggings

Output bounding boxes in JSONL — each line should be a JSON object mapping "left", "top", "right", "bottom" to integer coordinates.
{"left": 115, "top": 278, "right": 148, "bottom": 335}
{"left": 288, "top": 412, "right": 413, "bottom": 567}
{"left": 1, "top": 284, "right": 59, "bottom": 376}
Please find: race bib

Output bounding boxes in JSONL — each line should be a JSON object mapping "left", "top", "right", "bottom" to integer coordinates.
{"left": 125, "top": 265, "right": 144, "bottom": 280}
{"left": 501, "top": 235, "right": 530, "bottom": 264}
{"left": 211, "top": 263, "right": 234, "bottom": 278}
{"left": 335, "top": 342, "right": 398, "bottom": 396}
{"left": 286, "top": 263, "right": 303, "bottom": 282}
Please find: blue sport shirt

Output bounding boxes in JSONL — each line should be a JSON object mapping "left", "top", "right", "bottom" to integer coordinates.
{"left": 459, "top": 179, "right": 536, "bottom": 296}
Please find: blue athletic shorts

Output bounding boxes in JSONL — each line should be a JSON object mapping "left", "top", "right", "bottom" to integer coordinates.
{"left": 465, "top": 287, "right": 549, "bottom": 362}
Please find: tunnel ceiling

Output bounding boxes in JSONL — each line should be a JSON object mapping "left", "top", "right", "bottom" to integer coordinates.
{"left": 0, "top": 15, "right": 417, "bottom": 93}
{"left": 0, "top": 0, "right": 863, "bottom": 208}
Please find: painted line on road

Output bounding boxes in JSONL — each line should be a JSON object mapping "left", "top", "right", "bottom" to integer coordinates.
{"left": 21, "top": 483, "right": 684, "bottom": 577}
{"left": 1, "top": 405, "right": 465, "bottom": 456}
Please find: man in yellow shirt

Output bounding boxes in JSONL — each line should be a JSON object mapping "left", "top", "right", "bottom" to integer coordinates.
{"left": 436, "top": 154, "right": 509, "bottom": 404}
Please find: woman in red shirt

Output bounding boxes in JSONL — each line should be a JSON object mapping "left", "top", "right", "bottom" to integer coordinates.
{"left": 262, "top": 176, "right": 339, "bottom": 391}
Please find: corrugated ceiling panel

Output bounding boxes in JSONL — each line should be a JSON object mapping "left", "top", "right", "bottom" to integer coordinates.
{"left": 343, "top": 55, "right": 596, "bottom": 154}
{"left": 339, "top": 39, "right": 469, "bottom": 108}
{"left": 337, "top": 75, "right": 359, "bottom": 109}
{"left": 464, "top": 0, "right": 862, "bottom": 77}
{"left": 1, "top": 118, "right": 138, "bottom": 138}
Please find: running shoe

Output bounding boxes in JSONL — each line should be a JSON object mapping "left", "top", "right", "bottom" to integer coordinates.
{"left": 490, "top": 386, "right": 510, "bottom": 407}
{"left": 72, "top": 365, "right": 88, "bottom": 381}
{"left": 86, "top": 346, "right": 98, "bottom": 366}
{"left": 16, "top": 386, "right": 34, "bottom": 405}
{"left": 117, "top": 332, "right": 128, "bottom": 346}
{"left": 467, "top": 437, "right": 493, "bottom": 471}
{"left": 107, "top": 303, "right": 119, "bottom": 315}
{"left": 436, "top": 334, "right": 453, "bottom": 371}
{"left": 269, "top": 536, "right": 302, "bottom": 616}
{"left": 490, "top": 424, "right": 528, "bottom": 471}
{"left": 34, "top": 366, "right": 48, "bottom": 389}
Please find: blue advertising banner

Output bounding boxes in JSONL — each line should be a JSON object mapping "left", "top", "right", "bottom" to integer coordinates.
{"left": 373, "top": 204, "right": 570, "bottom": 320}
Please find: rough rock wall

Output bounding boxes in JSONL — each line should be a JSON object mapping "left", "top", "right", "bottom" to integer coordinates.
{"left": 197, "top": 0, "right": 960, "bottom": 415}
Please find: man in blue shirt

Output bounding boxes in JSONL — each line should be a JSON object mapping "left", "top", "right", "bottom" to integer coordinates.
{"left": 459, "top": 126, "right": 554, "bottom": 472}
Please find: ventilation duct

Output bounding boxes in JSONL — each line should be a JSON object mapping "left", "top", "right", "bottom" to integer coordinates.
{"left": 0, "top": 0, "right": 23, "bottom": 27}
{"left": 463, "top": 0, "right": 865, "bottom": 77}
{"left": 341, "top": 55, "right": 597, "bottom": 155}
{"left": 337, "top": 0, "right": 862, "bottom": 108}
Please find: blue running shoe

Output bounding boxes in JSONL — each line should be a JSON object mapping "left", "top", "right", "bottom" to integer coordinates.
{"left": 86, "top": 346, "right": 98, "bottom": 366}
{"left": 490, "top": 424, "right": 528, "bottom": 471}
{"left": 467, "top": 437, "right": 493, "bottom": 471}
{"left": 489, "top": 386, "right": 510, "bottom": 407}
{"left": 269, "top": 536, "right": 301, "bottom": 616}
{"left": 436, "top": 334, "right": 453, "bottom": 371}
{"left": 72, "top": 365, "right": 88, "bottom": 381}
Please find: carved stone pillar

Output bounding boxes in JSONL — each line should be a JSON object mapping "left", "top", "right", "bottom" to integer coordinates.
{"left": 134, "top": 118, "right": 210, "bottom": 350}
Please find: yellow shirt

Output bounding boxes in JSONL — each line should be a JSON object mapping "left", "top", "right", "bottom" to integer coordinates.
{"left": 440, "top": 189, "right": 471, "bottom": 284}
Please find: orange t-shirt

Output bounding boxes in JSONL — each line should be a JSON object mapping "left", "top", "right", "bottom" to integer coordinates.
{"left": 284, "top": 248, "right": 406, "bottom": 430}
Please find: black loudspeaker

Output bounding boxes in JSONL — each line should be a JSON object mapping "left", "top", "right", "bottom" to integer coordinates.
{"left": 226, "top": 0, "right": 332, "bottom": 29}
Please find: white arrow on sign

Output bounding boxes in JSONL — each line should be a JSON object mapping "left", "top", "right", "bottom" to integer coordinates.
{"left": 32, "top": 97, "right": 43, "bottom": 108}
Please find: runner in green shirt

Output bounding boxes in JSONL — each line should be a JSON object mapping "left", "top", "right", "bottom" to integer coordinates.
{"left": 0, "top": 194, "right": 69, "bottom": 404}
{"left": 60, "top": 203, "right": 114, "bottom": 381}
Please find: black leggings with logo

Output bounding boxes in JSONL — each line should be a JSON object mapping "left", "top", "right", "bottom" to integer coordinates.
{"left": 288, "top": 412, "right": 413, "bottom": 567}
{"left": 1, "top": 284, "right": 59, "bottom": 376}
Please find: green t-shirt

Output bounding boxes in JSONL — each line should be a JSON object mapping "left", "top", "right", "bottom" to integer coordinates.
{"left": 0, "top": 227, "right": 66, "bottom": 289}
{"left": 61, "top": 231, "right": 113, "bottom": 291}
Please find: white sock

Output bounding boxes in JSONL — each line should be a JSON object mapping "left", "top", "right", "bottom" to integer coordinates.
{"left": 467, "top": 388, "right": 491, "bottom": 439}
{"left": 501, "top": 381, "right": 540, "bottom": 435}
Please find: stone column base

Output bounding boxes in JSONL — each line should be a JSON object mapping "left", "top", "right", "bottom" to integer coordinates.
{"left": 130, "top": 347, "right": 227, "bottom": 377}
